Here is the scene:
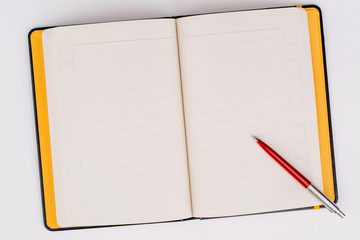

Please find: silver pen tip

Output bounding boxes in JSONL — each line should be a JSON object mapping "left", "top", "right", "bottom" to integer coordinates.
{"left": 336, "top": 209, "right": 346, "bottom": 218}
{"left": 252, "top": 135, "right": 259, "bottom": 142}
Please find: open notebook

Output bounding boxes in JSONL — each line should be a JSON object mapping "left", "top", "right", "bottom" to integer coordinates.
{"left": 29, "top": 6, "right": 336, "bottom": 230}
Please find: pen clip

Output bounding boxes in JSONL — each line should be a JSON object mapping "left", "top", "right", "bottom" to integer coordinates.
{"left": 323, "top": 203, "right": 334, "bottom": 213}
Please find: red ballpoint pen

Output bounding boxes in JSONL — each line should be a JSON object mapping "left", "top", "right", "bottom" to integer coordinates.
{"left": 253, "top": 136, "right": 345, "bottom": 218}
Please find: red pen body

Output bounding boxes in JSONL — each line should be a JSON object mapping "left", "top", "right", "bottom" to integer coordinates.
{"left": 255, "top": 137, "right": 311, "bottom": 188}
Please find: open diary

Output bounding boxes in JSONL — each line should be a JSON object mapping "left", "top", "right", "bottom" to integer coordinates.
{"left": 29, "top": 6, "right": 337, "bottom": 230}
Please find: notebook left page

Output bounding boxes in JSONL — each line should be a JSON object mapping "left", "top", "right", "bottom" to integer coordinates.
{"left": 41, "top": 19, "right": 191, "bottom": 227}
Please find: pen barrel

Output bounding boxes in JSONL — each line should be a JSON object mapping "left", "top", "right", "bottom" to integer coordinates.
{"left": 257, "top": 139, "right": 311, "bottom": 188}
{"left": 307, "top": 184, "right": 345, "bottom": 218}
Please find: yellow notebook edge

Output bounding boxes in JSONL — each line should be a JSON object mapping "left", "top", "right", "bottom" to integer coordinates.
{"left": 300, "top": 5, "right": 338, "bottom": 207}
{"left": 29, "top": 29, "right": 61, "bottom": 230}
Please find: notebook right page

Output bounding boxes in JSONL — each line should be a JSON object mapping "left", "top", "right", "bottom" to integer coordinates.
{"left": 177, "top": 7, "right": 324, "bottom": 217}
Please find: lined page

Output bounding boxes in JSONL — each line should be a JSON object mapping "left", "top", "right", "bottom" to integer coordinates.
{"left": 42, "top": 19, "right": 191, "bottom": 227}
{"left": 177, "top": 8, "right": 323, "bottom": 217}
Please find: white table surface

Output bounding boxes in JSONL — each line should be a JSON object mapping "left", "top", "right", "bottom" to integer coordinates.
{"left": 1, "top": 0, "right": 359, "bottom": 239}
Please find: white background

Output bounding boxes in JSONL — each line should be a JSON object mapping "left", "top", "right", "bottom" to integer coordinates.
{"left": 1, "top": 0, "right": 359, "bottom": 239}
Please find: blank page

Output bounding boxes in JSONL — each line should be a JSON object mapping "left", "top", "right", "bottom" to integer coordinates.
{"left": 42, "top": 19, "right": 191, "bottom": 227}
{"left": 177, "top": 8, "right": 323, "bottom": 217}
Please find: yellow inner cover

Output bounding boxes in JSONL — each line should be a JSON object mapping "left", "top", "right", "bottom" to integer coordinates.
{"left": 29, "top": 7, "right": 335, "bottom": 228}
{"left": 304, "top": 6, "right": 336, "bottom": 204}
{"left": 30, "top": 30, "right": 60, "bottom": 229}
